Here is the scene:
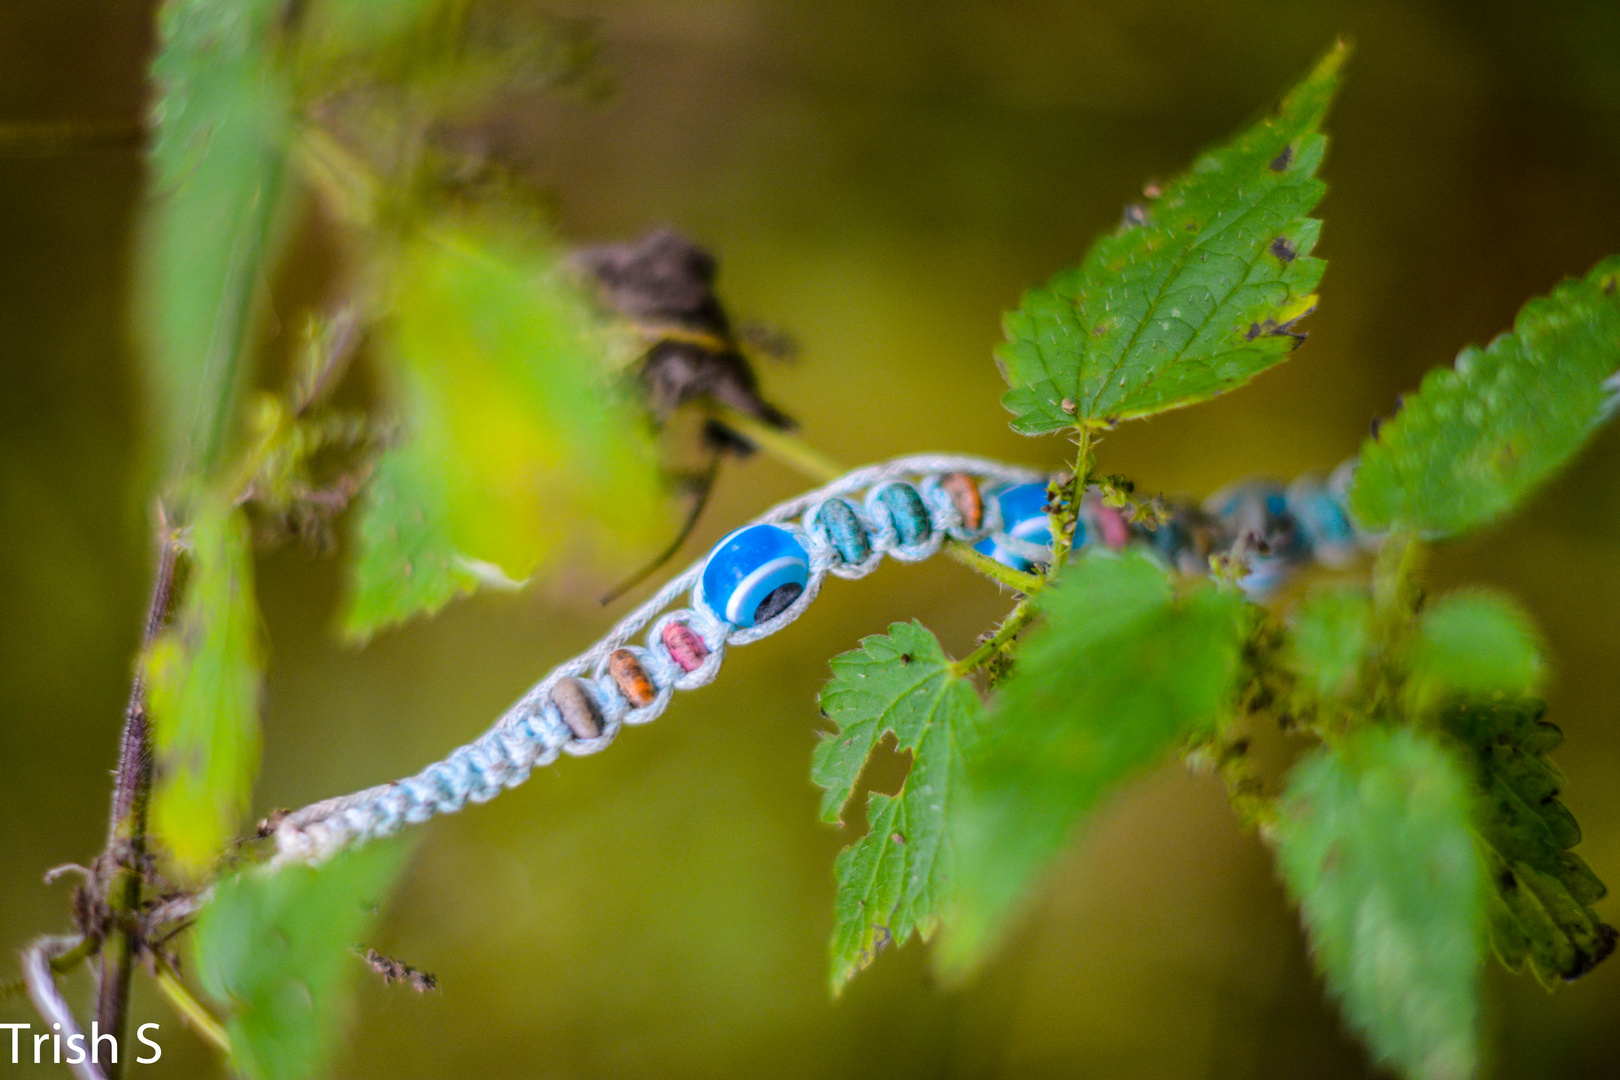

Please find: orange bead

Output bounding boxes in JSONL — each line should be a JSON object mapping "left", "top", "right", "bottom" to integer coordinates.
{"left": 609, "top": 648, "right": 658, "bottom": 708}
{"left": 941, "top": 472, "right": 983, "bottom": 530}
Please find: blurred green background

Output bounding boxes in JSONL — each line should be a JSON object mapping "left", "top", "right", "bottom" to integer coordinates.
{"left": 4, "top": 1, "right": 1619, "bottom": 1077}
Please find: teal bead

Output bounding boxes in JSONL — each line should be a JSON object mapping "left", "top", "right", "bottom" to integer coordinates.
{"left": 814, "top": 499, "right": 871, "bottom": 564}
{"left": 877, "top": 483, "right": 932, "bottom": 546}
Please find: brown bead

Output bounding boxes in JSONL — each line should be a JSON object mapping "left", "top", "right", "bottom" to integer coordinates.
{"left": 550, "top": 677, "right": 603, "bottom": 740}
{"left": 941, "top": 472, "right": 983, "bottom": 530}
{"left": 661, "top": 621, "right": 709, "bottom": 673}
{"left": 608, "top": 648, "right": 658, "bottom": 708}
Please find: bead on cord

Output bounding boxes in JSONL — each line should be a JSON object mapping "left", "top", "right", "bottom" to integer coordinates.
{"left": 271, "top": 453, "right": 1373, "bottom": 866}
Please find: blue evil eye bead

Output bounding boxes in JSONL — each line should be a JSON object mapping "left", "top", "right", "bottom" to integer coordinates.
{"left": 813, "top": 499, "right": 871, "bottom": 564}
{"left": 699, "top": 524, "right": 811, "bottom": 628}
{"left": 1286, "top": 476, "right": 1358, "bottom": 566}
{"left": 975, "top": 482, "right": 1055, "bottom": 570}
{"left": 875, "top": 483, "right": 933, "bottom": 546}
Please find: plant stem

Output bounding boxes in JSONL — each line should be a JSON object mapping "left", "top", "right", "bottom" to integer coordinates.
{"left": 96, "top": 524, "right": 181, "bottom": 1078}
{"left": 945, "top": 542, "right": 1044, "bottom": 593}
{"left": 699, "top": 401, "right": 845, "bottom": 484}
{"left": 1048, "top": 424, "right": 1096, "bottom": 573}
{"left": 153, "top": 960, "right": 231, "bottom": 1055}
{"left": 952, "top": 596, "right": 1041, "bottom": 677}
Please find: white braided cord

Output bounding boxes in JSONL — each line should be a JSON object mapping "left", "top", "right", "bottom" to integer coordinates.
{"left": 272, "top": 454, "right": 1043, "bottom": 865}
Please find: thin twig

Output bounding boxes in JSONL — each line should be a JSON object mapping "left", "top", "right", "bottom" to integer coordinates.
{"left": 699, "top": 401, "right": 845, "bottom": 484}
{"left": 96, "top": 523, "right": 182, "bottom": 1077}
{"left": 151, "top": 960, "right": 231, "bottom": 1055}
{"left": 22, "top": 936, "right": 107, "bottom": 1080}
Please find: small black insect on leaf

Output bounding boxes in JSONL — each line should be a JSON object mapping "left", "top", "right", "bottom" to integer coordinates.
{"left": 1269, "top": 144, "right": 1295, "bottom": 171}
{"left": 1269, "top": 236, "right": 1298, "bottom": 263}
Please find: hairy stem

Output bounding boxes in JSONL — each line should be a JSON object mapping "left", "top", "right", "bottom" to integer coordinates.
{"left": 952, "top": 595, "right": 1041, "bottom": 677}
{"left": 1047, "top": 424, "right": 1096, "bottom": 573}
{"left": 945, "top": 542, "right": 1044, "bottom": 593}
{"left": 96, "top": 524, "right": 181, "bottom": 1077}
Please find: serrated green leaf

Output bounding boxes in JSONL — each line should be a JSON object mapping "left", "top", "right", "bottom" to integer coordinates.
{"left": 147, "top": 499, "right": 264, "bottom": 874}
{"left": 1408, "top": 590, "right": 1545, "bottom": 711}
{"left": 1287, "top": 583, "right": 1375, "bottom": 701}
{"left": 1440, "top": 698, "right": 1615, "bottom": 985}
{"left": 1275, "top": 728, "right": 1485, "bottom": 1080}
{"left": 812, "top": 621, "right": 985, "bottom": 994}
{"left": 1351, "top": 255, "right": 1620, "bottom": 538}
{"left": 338, "top": 440, "right": 483, "bottom": 638}
{"left": 341, "top": 219, "right": 666, "bottom": 638}
{"left": 996, "top": 43, "right": 1346, "bottom": 432}
{"left": 139, "top": 0, "right": 294, "bottom": 478}
{"left": 196, "top": 840, "right": 413, "bottom": 1080}
{"left": 940, "top": 552, "right": 1244, "bottom": 975}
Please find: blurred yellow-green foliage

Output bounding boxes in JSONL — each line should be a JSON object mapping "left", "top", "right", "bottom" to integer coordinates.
{"left": 4, "top": 1, "right": 1620, "bottom": 1077}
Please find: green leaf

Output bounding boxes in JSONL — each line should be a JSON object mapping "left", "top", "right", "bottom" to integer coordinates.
{"left": 812, "top": 621, "right": 986, "bottom": 994}
{"left": 1350, "top": 255, "right": 1620, "bottom": 538}
{"left": 196, "top": 840, "right": 413, "bottom": 1080}
{"left": 940, "top": 552, "right": 1245, "bottom": 975}
{"left": 1408, "top": 590, "right": 1545, "bottom": 710}
{"left": 147, "top": 499, "right": 264, "bottom": 873}
{"left": 139, "top": 0, "right": 294, "bottom": 478}
{"left": 1275, "top": 728, "right": 1485, "bottom": 1080}
{"left": 996, "top": 42, "right": 1346, "bottom": 432}
{"left": 1287, "top": 583, "right": 1375, "bottom": 702}
{"left": 1440, "top": 698, "right": 1615, "bottom": 985}
{"left": 338, "top": 440, "right": 484, "bottom": 638}
{"left": 341, "top": 219, "right": 666, "bottom": 638}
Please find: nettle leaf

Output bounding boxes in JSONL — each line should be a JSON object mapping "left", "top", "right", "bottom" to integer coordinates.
{"left": 147, "top": 500, "right": 264, "bottom": 873}
{"left": 342, "top": 220, "right": 666, "bottom": 638}
{"left": 1407, "top": 590, "right": 1546, "bottom": 711}
{"left": 812, "top": 621, "right": 985, "bottom": 994}
{"left": 1275, "top": 728, "right": 1485, "bottom": 1080}
{"left": 1287, "top": 583, "right": 1375, "bottom": 702}
{"left": 997, "top": 43, "right": 1346, "bottom": 432}
{"left": 1440, "top": 699, "right": 1615, "bottom": 985}
{"left": 196, "top": 840, "right": 413, "bottom": 1080}
{"left": 940, "top": 552, "right": 1244, "bottom": 975}
{"left": 140, "top": 0, "right": 293, "bottom": 477}
{"left": 339, "top": 440, "right": 485, "bottom": 638}
{"left": 1351, "top": 255, "right": 1620, "bottom": 538}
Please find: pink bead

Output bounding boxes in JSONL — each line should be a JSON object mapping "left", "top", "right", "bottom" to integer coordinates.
{"left": 1095, "top": 504, "right": 1132, "bottom": 550}
{"left": 662, "top": 622, "right": 709, "bottom": 673}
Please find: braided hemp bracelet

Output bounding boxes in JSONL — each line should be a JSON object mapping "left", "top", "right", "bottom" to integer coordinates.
{"left": 272, "top": 453, "right": 1371, "bottom": 866}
